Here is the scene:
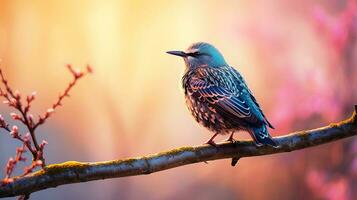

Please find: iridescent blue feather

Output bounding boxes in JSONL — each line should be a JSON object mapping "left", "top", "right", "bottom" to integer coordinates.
{"left": 170, "top": 42, "right": 278, "bottom": 147}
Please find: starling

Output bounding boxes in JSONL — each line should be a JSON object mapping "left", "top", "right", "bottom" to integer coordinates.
{"left": 167, "top": 42, "right": 278, "bottom": 149}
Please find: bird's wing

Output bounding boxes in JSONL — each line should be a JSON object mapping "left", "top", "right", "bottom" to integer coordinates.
{"left": 228, "top": 67, "right": 275, "bottom": 129}
{"left": 189, "top": 77, "right": 263, "bottom": 126}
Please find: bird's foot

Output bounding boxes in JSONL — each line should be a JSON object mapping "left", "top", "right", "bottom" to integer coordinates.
{"left": 226, "top": 137, "right": 236, "bottom": 143}
{"left": 205, "top": 133, "right": 219, "bottom": 147}
{"left": 226, "top": 132, "right": 236, "bottom": 143}
{"left": 205, "top": 140, "right": 218, "bottom": 147}
{"left": 254, "top": 142, "right": 264, "bottom": 147}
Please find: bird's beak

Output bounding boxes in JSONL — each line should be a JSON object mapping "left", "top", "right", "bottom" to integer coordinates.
{"left": 166, "top": 51, "right": 187, "bottom": 57}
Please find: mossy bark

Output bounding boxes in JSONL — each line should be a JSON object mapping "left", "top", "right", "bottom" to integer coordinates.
{"left": 0, "top": 105, "right": 356, "bottom": 198}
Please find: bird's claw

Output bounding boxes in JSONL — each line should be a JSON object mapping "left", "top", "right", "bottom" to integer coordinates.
{"left": 226, "top": 137, "right": 236, "bottom": 143}
{"left": 205, "top": 140, "right": 218, "bottom": 147}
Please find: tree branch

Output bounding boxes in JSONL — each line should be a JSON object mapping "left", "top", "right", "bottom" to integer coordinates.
{"left": 1, "top": 105, "right": 356, "bottom": 198}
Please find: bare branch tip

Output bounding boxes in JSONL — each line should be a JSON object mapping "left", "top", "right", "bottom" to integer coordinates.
{"left": 86, "top": 65, "right": 93, "bottom": 73}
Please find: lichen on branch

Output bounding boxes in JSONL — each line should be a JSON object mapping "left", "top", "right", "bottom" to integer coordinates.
{"left": 0, "top": 105, "right": 356, "bottom": 198}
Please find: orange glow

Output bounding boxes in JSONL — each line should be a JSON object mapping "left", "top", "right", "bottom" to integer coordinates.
{"left": 0, "top": 0, "right": 356, "bottom": 199}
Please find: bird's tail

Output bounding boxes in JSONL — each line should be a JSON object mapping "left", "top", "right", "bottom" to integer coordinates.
{"left": 251, "top": 126, "right": 279, "bottom": 148}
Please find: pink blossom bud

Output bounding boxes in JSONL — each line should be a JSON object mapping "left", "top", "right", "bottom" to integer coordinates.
{"left": 10, "top": 126, "right": 19, "bottom": 138}
{"left": 8, "top": 157, "right": 14, "bottom": 164}
{"left": 39, "top": 140, "right": 48, "bottom": 149}
{"left": 45, "top": 108, "right": 54, "bottom": 118}
{"left": 86, "top": 65, "right": 93, "bottom": 73}
{"left": 47, "top": 108, "right": 54, "bottom": 114}
{"left": 16, "top": 147, "right": 24, "bottom": 154}
{"left": 14, "top": 90, "right": 21, "bottom": 99}
{"left": 27, "top": 91, "right": 36, "bottom": 102}
{"left": 12, "top": 125, "right": 18, "bottom": 132}
{"left": 35, "top": 160, "right": 43, "bottom": 166}
{"left": 9, "top": 98, "right": 17, "bottom": 106}
{"left": 10, "top": 113, "right": 21, "bottom": 120}
{"left": 23, "top": 133, "right": 31, "bottom": 142}
{"left": 74, "top": 70, "right": 83, "bottom": 78}
{"left": 2, "top": 100, "right": 9, "bottom": 104}
{"left": 0, "top": 114, "right": 5, "bottom": 126}
{"left": 28, "top": 114, "right": 34, "bottom": 122}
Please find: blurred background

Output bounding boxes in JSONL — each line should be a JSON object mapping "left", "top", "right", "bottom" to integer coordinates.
{"left": 0, "top": 0, "right": 356, "bottom": 199}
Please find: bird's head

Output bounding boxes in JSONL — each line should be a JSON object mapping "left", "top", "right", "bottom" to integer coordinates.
{"left": 167, "top": 42, "right": 227, "bottom": 69}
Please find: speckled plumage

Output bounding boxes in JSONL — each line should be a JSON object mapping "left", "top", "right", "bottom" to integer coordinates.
{"left": 168, "top": 42, "right": 278, "bottom": 147}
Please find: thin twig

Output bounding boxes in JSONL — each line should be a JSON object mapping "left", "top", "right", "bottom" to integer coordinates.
{"left": 0, "top": 69, "right": 40, "bottom": 158}
{"left": 0, "top": 64, "right": 91, "bottom": 187}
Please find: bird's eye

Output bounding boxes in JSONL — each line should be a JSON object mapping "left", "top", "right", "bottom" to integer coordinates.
{"left": 188, "top": 52, "right": 201, "bottom": 57}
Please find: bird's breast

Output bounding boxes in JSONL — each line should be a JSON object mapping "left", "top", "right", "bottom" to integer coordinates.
{"left": 184, "top": 92, "right": 230, "bottom": 134}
